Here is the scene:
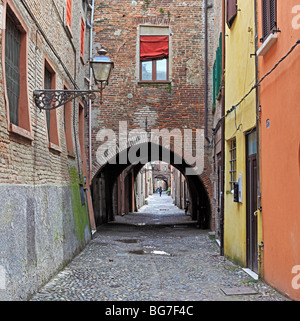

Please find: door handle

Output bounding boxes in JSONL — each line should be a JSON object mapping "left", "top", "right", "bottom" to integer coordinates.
{"left": 253, "top": 210, "right": 258, "bottom": 216}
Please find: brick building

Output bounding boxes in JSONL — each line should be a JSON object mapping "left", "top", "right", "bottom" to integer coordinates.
{"left": 90, "top": 0, "right": 216, "bottom": 229}
{"left": 210, "top": 0, "right": 224, "bottom": 252}
{"left": 0, "top": 0, "right": 92, "bottom": 300}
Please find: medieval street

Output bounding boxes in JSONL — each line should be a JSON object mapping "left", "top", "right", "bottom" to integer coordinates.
{"left": 1, "top": 0, "right": 300, "bottom": 303}
{"left": 31, "top": 193, "right": 288, "bottom": 302}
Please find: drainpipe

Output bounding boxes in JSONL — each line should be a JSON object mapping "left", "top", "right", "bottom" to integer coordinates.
{"left": 204, "top": 0, "right": 210, "bottom": 143}
{"left": 254, "top": 0, "right": 261, "bottom": 210}
{"left": 88, "top": 0, "right": 95, "bottom": 186}
{"left": 86, "top": 0, "right": 97, "bottom": 231}
{"left": 220, "top": 0, "right": 226, "bottom": 256}
{"left": 254, "top": 0, "right": 263, "bottom": 275}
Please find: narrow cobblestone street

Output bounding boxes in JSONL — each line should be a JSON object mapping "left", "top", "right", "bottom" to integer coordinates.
{"left": 31, "top": 194, "right": 288, "bottom": 301}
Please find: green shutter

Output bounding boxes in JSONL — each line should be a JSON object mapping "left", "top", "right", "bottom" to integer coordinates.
{"left": 213, "top": 33, "right": 222, "bottom": 108}
{"left": 213, "top": 61, "right": 216, "bottom": 107}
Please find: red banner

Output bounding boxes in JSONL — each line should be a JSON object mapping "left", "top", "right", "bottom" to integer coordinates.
{"left": 140, "top": 36, "right": 169, "bottom": 61}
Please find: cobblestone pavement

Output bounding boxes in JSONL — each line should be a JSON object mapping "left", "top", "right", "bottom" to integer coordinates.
{"left": 31, "top": 194, "right": 289, "bottom": 301}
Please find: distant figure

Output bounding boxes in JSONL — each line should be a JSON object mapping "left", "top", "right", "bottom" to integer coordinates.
{"left": 159, "top": 186, "right": 162, "bottom": 197}
{"left": 185, "top": 200, "right": 190, "bottom": 215}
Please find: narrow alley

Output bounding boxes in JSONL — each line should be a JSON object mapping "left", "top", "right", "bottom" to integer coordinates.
{"left": 31, "top": 193, "right": 288, "bottom": 302}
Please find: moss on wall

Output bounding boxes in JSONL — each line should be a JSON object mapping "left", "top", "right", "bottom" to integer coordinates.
{"left": 69, "top": 166, "right": 90, "bottom": 246}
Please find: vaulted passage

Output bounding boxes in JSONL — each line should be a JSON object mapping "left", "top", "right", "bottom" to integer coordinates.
{"left": 91, "top": 142, "right": 211, "bottom": 229}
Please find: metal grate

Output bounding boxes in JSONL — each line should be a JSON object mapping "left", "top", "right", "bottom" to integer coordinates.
{"left": 229, "top": 138, "right": 236, "bottom": 190}
{"left": 262, "top": 0, "right": 277, "bottom": 41}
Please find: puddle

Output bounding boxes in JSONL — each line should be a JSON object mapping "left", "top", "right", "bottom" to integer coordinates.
{"left": 128, "top": 249, "right": 172, "bottom": 256}
{"left": 116, "top": 239, "right": 139, "bottom": 243}
{"left": 94, "top": 240, "right": 109, "bottom": 246}
{"left": 129, "top": 250, "right": 146, "bottom": 255}
{"left": 151, "top": 250, "right": 170, "bottom": 256}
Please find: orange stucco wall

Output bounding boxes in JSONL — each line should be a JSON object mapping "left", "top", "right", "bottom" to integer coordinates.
{"left": 258, "top": 1, "right": 300, "bottom": 300}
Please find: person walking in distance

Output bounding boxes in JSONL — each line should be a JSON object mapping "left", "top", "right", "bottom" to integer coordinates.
{"left": 159, "top": 186, "right": 162, "bottom": 197}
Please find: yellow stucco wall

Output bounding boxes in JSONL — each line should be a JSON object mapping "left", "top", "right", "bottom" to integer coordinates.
{"left": 224, "top": 0, "right": 257, "bottom": 266}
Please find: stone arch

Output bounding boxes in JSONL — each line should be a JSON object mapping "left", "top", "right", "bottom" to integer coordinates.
{"left": 91, "top": 141, "right": 211, "bottom": 229}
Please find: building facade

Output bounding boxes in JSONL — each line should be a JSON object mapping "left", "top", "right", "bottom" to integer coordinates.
{"left": 0, "top": 0, "right": 92, "bottom": 300}
{"left": 211, "top": 0, "right": 225, "bottom": 251}
{"left": 223, "top": 0, "right": 263, "bottom": 275}
{"left": 90, "top": 0, "right": 215, "bottom": 230}
{"left": 257, "top": 0, "right": 300, "bottom": 300}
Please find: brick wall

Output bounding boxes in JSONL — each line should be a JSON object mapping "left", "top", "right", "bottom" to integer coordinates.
{"left": 91, "top": 0, "right": 215, "bottom": 219}
{"left": 0, "top": 0, "right": 92, "bottom": 300}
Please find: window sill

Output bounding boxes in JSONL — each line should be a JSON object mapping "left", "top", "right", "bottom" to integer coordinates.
{"left": 65, "top": 23, "right": 73, "bottom": 38}
{"left": 48, "top": 142, "right": 62, "bottom": 154}
{"left": 257, "top": 32, "right": 278, "bottom": 56}
{"left": 9, "top": 123, "right": 34, "bottom": 142}
{"left": 138, "top": 81, "right": 171, "bottom": 86}
{"left": 67, "top": 150, "right": 76, "bottom": 158}
{"left": 80, "top": 55, "right": 85, "bottom": 65}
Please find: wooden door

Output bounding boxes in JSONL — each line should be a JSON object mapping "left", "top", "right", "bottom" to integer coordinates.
{"left": 246, "top": 131, "right": 258, "bottom": 273}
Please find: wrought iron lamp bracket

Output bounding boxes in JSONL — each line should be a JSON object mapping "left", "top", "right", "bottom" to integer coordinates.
{"left": 33, "top": 89, "right": 100, "bottom": 111}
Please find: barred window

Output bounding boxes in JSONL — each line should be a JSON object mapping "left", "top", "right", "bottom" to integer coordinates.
{"left": 261, "top": 0, "right": 277, "bottom": 42}
{"left": 229, "top": 138, "right": 237, "bottom": 190}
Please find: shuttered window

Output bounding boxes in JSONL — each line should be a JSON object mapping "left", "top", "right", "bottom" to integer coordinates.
{"left": 261, "top": 0, "right": 277, "bottom": 41}
{"left": 227, "top": 0, "right": 237, "bottom": 28}
{"left": 5, "top": 14, "right": 21, "bottom": 126}
{"left": 81, "top": 19, "right": 85, "bottom": 57}
{"left": 213, "top": 33, "right": 222, "bottom": 107}
{"left": 66, "top": 0, "right": 72, "bottom": 27}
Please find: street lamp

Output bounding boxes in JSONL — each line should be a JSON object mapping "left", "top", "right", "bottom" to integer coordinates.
{"left": 33, "top": 48, "right": 114, "bottom": 110}
{"left": 90, "top": 48, "right": 114, "bottom": 103}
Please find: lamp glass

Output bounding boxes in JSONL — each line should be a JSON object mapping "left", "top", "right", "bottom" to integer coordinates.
{"left": 91, "top": 55, "right": 114, "bottom": 84}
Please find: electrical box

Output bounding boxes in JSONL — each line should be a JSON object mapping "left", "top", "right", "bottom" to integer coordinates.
{"left": 233, "top": 174, "right": 243, "bottom": 203}
{"left": 233, "top": 182, "right": 239, "bottom": 202}
{"left": 238, "top": 174, "right": 243, "bottom": 203}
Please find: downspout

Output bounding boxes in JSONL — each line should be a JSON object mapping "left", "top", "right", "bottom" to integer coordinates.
{"left": 88, "top": 0, "right": 95, "bottom": 186}
{"left": 254, "top": 0, "right": 261, "bottom": 210}
{"left": 204, "top": 0, "right": 210, "bottom": 143}
{"left": 254, "top": 0, "right": 263, "bottom": 274}
{"left": 87, "top": 0, "right": 97, "bottom": 231}
{"left": 220, "top": 0, "right": 226, "bottom": 256}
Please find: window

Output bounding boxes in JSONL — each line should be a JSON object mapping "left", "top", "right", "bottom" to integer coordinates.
{"left": 140, "top": 35, "right": 169, "bottom": 82}
{"left": 66, "top": 0, "right": 72, "bottom": 27}
{"left": 227, "top": 0, "right": 237, "bottom": 28}
{"left": 213, "top": 33, "right": 222, "bottom": 108}
{"left": 261, "top": 0, "right": 277, "bottom": 42}
{"left": 5, "top": 13, "right": 21, "bottom": 126}
{"left": 4, "top": 5, "right": 32, "bottom": 139}
{"left": 229, "top": 138, "right": 237, "bottom": 190}
{"left": 80, "top": 18, "right": 85, "bottom": 58}
{"left": 44, "top": 60, "right": 60, "bottom": 148}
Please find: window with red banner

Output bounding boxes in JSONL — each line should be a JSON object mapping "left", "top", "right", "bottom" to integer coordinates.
{"left": 140, "top": 35, "right": 169, "bottom": 81}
